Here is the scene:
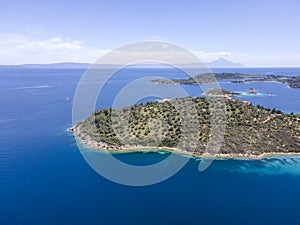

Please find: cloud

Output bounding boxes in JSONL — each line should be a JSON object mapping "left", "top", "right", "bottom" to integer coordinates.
{"left": 0, "top": 35, "right": 233, "bottom": 65}
{"left": 0, "top": 34, "right": 109, "bottom": 64}
{"left": 0, "top": 34, "right": 300, "bottom": 67}
{"left": 225, "top": 53, "right": 300, "bottom": 67}
{"left": 217, "top": 51, "right": 232, "bottom": 56}
{"left": 195, "top": 50, "right": 300, "bottom": 67}
{"left": 192, "top": 50, "right": 232, "bottom": 62}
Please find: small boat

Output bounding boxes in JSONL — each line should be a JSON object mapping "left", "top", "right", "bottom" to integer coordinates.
{"left": 248, "top": 88, "right": 257, "bottom": 95}
{"left": 66, "top": 97, "right": 70, "bottom": 101}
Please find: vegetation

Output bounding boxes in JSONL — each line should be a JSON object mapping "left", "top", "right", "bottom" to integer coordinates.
{"left": 74, "top": 97, "right": 300, "bottom": 155}
{"left": 204, "top": 88, "right": 241, "bottom": 96}
{"left": 152, "top": 73, "right": 261, "bottom": 84}
{"left": 152, "top": 73, "right": 300, "bottom": 88}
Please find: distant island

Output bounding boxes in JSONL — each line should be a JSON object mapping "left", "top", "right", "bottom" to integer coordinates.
{"left": 204, "top": 88, "right": 242, "bottom": 97}
{"left": 71, "top": 97, "right": 300, "bottom": 159}
{"left": 152, "top": 73, "right": 300, "bottom": 88}
{"left": 0, "top": 62, "right": 90, "bottom": 69}
{"left": 0, "top": 58, "right": 244, "bottom": 69}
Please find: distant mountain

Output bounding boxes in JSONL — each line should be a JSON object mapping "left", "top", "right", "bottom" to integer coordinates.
{"left": 0, "top": 58, "right": 244, "bottom": 68}
{"left": 25, "top": 62, "right": 91, "bottom": 68}
{"left": 206, "top": 58, "right": 244, "bottom": 68}
{"left": 0, "top": 62, "right": 90, "bottom": 68}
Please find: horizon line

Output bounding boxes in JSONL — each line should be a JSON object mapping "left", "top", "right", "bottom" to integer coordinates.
{"left": 1, "top": 62, "right": 300, "bottom": 68}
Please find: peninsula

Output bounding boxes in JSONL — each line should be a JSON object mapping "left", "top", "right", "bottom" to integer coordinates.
{"left": 71, "top": 97, "right": 300, "bottom": 158}
{"left": 152, "top": 73, "right": 300, "bottom": 88}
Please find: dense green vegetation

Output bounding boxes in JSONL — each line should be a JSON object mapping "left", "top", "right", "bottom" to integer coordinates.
{"left": 75, "top": 97, "right": 300, "bottom": 155}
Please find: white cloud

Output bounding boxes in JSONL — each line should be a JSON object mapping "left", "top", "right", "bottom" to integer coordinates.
{"left": 0, "top": 34, "right": 109, "bottom": 64}
{"left": 0, "top": 34, "right": 300, "bottom": 67}
{"left": 0, "top": 35, "right": 233, "bottom": 65}
{"left": 193, "top": 50, "right": 232, "bottom": 62}
{"left": 194, "top": 50, "right": 300, "bottom": 67}
{"left": 225, "top": 53, "right": 300, "bottom": 67}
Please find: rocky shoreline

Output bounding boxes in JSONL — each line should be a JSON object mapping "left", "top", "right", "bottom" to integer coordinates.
{"left": 70, "top": 125, "right": 300, "bottom": 160}
{"left": 71, "top": 95, "right": 299, "bottom": 159}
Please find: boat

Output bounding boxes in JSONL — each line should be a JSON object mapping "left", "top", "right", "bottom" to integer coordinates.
{"left": 247, "top": 88, "right": 257, "bottom": 95}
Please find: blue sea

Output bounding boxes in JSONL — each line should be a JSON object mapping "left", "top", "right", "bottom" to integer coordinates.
{"left": 0, "top": 67, "right": 300, "bottom": 225}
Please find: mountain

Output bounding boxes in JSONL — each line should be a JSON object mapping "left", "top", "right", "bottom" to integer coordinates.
{"left": 0, "top": 62, "right": 90, "bottom": 68}
{"left": 24, "top": 62, "right": 91, "bottom": 68}
{"left": 206, "top": 58, "right": 244, "bottom": 68}
{"left": 0, "top": 58, "right": 244, "bottom": 68}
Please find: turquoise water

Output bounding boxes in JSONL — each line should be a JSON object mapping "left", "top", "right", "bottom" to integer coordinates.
{"left": 0, "top": 67, "right": 300, "bottom": 224}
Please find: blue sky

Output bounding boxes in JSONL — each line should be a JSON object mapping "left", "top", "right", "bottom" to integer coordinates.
{"left": 0, "top": 0, "right": 299, "bottom": 66}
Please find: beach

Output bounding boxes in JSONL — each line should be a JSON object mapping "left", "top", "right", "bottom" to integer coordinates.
{"left": 71, "top": 124, "right": 300, "bottom": 160}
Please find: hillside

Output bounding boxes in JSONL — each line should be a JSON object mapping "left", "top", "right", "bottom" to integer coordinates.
{"left": 72, "top": 97, "right": 300, "bottom": 156}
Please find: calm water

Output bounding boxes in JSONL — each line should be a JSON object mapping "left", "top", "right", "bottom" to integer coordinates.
{"left": 0, "top": 67, "right": 300, "bottom": 225}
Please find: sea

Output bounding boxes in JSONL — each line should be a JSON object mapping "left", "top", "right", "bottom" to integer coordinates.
{"left": 0, "top": 66, "right": 300, "bottom": 225}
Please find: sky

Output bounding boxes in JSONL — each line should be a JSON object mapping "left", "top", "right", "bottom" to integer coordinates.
{"left": 0, "top": 0, "right": 299, "bottom": 66}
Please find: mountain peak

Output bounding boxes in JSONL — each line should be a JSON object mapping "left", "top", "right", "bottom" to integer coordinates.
{"left": 207, "top": 58, "right": 244, "bottom": 68}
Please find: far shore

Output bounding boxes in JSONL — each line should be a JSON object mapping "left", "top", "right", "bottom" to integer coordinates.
{"left": 70, "top": 126, "right": 300, "bottom": 160}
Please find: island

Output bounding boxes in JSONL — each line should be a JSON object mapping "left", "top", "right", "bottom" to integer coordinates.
{"left": 71, "top": 97, "right": 300, "bottom": 159}
{"left": 152, "top": 72, "right": 300, "bottom": 88}
{"left": 204, "top": 88, "right": 241, "bottom": 97}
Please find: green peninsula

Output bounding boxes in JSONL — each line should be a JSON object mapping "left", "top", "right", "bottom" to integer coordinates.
{"left": 152, "top": 73, "right": 300, "bottom": 88}
{"left": 72, "top": 97, "right": 300, "bottom": 158}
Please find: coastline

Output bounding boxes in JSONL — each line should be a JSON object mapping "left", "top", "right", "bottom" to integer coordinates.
{"left": 70, "top": 125, "right": 300, "bottom": 160}
{"left": 152, "top": 73, "right": 300, "bottom": 89}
